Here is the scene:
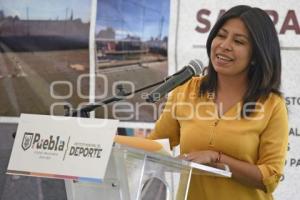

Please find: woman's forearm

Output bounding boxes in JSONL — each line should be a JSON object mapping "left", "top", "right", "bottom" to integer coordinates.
{"left": 181, "top": 150, "right": 267, "bottom": 192}
{"left": 220, "top": 153, "right": 266, "bottom": 192}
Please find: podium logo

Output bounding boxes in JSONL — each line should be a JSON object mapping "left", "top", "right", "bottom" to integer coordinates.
{"left": 21, "top": 132, "right": 66, "bottom": 151}
{"left": 22, "top": 132, "right": 34, "bottom": 151}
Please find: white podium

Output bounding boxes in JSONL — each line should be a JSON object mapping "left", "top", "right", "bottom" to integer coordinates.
{"left": 65, "top": 143, "right": 231, "bottom": 200}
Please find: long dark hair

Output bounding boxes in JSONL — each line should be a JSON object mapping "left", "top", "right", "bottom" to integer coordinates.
{"left": 200, "top": 5, "right": 282, "bottom": 116}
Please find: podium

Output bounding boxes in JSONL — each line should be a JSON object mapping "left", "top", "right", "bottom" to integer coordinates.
{"left": 65, "top": 143, "right": 231, "bottom": 200}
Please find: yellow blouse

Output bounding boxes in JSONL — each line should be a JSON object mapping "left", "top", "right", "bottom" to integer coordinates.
{"left": 148, "top": 77, "right": 288, "bottom": 200}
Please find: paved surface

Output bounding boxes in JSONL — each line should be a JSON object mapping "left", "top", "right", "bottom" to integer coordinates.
{"left": 0, "top": 44, "right": 167, "bottom": 121}
{"left": 0, "top": 43, "right": 90, "bottom": 116}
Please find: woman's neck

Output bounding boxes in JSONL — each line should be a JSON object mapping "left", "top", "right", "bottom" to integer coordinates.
{"left": 216, "top": 74, "right": 248, "bottom": 97}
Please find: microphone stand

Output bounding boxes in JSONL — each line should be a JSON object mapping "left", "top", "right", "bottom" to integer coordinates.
{"left": 67, "top": 77, "right": 172, "bottom": 118}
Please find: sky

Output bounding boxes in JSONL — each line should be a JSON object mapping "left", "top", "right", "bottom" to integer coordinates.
{"left": 0, "top": 0, "right": 91, "bottom": 22}
{"left": 96, "top": 0, "right": 170, "bottom": 41}
{"left": 0, "top": 0, "right": 171, "bottom": 40}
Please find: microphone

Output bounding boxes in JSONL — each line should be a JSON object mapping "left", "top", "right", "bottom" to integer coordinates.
{"left": 146, "top": 59, "right": 204, "bottom": 103}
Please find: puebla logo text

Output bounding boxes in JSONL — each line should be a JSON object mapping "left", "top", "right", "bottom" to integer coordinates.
{"left": 21, "top": 132, "right": 65, "bottom": 151}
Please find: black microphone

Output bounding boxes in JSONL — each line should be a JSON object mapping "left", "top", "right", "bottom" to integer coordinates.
{"left": 146, "top": 59, "right": 204, "bottom": 103}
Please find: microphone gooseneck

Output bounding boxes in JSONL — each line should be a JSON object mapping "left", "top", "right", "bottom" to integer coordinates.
{"left": 146, "top": 59, "right": 204, "bottom": 103}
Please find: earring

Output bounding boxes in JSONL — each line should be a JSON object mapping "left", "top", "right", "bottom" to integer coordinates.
{"left": 250, "top": 60, "right": 256, "bottom": 66}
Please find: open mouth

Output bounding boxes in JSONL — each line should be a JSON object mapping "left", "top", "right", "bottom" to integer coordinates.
{"left": 216, "top": 54, "right": 234, "bottom": 62}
